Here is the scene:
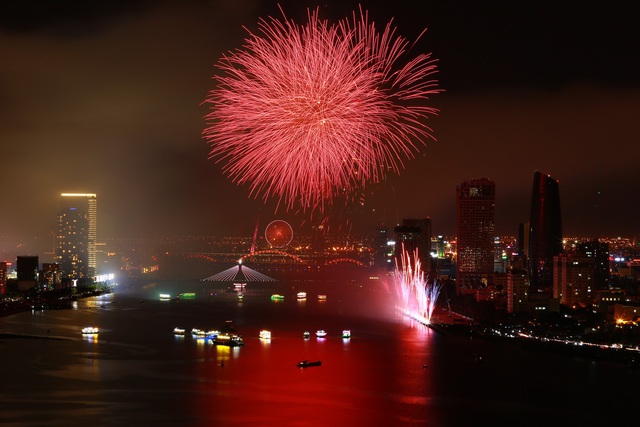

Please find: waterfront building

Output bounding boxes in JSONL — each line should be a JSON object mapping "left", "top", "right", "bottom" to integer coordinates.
{"left": 507, "top": 268, "right": 529, "bottom": 313}
{"left": 16, "top": 255, "right": 38, "bottom": 291}
{"left": 55, "top": 193, "right": 97, "bottom": 280}
{"left": 528, "top": 171, "right": 562, "bottom": 290}
{"left": 553, "top": 252, "right": 596, "bottom": 308}
{"left": 577, "top": 241, "right": 610, "bottom": 290}
{"left": 456, "top": 178, "right": 495, "bottom": 295}
{"left": 553, "top": 241, "right": 610, "bottom": 308}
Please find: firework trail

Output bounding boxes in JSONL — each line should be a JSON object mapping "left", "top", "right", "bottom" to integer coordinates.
{"left": 203, "top": 6, "right": 440, "bottom": 214}
{"left": 394, "top": 245, "right": 441, "bottom": 324}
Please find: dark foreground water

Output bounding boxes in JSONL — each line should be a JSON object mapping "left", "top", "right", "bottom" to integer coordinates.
{"left": 1, "top": 280, "right": 638, "bottom": 426}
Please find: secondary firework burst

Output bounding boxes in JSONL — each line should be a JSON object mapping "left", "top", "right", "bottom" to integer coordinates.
{"left": 393, "top": 245, "right": 441, "bottom": 325}
{"left": 203, "top": 6, "right": 441, "bottom": 214}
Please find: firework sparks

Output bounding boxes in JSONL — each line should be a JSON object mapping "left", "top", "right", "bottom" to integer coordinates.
{"left": 203, "top": 6, "right": 440, "bottom": 213}
{"left": 393, "top": 245, "right": 441, "bottom": 325}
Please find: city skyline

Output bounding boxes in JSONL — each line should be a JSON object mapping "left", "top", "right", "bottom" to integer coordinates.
{"left": 1, "top": 1, "right": 639, "bottom": 256}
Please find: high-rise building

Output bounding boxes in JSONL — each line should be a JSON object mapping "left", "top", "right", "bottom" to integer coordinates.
{"left": 553, "top": 253, "right": 595, "bottom": 308}
{"left": 507, "top": 268, "right": 529, "bottom": 313}
{"left": 553, "top": 240, "right": 610, "bottom": 308}
{"left": 577, "top": 241, "right": 610, "bottom": 290}
{"left": 456, "top": 178, "right": 495, "bottom": 295}
{"left": 394, "top": 218, "right": 432, "bottom": 274}
{"left": 374, "top": 226, "right": 394, "bottom": 272}
{"left": 55, "top": 193, "right": 97, "bottom": 280}
{"left": 528, "top": 172, "right": 562, "bottom": 290}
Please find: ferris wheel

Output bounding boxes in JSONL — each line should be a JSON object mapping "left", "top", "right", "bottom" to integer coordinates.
{"left": 265, "top": 220, "right": 293, "bottom": 248}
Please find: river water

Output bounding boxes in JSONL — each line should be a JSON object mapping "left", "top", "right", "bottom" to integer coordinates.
{"left": 0, "top": 280, "right": 637, "bottom": 426}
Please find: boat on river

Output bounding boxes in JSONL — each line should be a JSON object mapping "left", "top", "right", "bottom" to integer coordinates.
{"left": 259, "top": 330, "right": 271, "bottom": 340}
{"left": 212, "top": 332, "right": 244, "bottom": 346}
{"left": 297, "top": 360, "right": 321, "bottom": 368}
{"left": 81, "top": 326, "right": 99, "bottom": 335}
{"left": 316, "top": 329, "right": 327, "bottom": 338}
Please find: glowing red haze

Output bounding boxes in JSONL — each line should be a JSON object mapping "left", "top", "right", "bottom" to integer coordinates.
{"left": 203, "top": 6, "right": 441, "bottom": 214}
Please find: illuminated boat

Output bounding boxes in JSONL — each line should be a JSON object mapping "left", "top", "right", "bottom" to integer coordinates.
{"left": 342, "top": 330, "right": 351, "bottom": 339}
{"left": 317, "top": 294, "right": 327, "bottom": 301}
{"left": 159, "top": 293, "right": 171, "bottom": 301}
{"left": 259, "top": 330, "right": 271, "bottom": 340}
{"left": 316, "top": 329, "right": 327, "bottom": 338}
{"left": 297, "top": 291, "right": 307, "bottom": 299}
{"left": 213, "top": 332, "right": 244, "bottom": 346}
{"left": 303, "top": 331, "right": 310, "bottom": 339}
{"left": 238, "top": 293, "right": 244, "bottom": 301}
{"left": 297, "top": 360, "right": 321, "bottom": 368}
{"left": 191, "top": 328, "right": 206, "bottom": 337}
{"left": 173, "top": 327, "right": 186, "bottom": 335}
{"left": 270, "top": 294, "right": 284, "bottom": 301}
{"left": 179, "top": 292, "right": 196, "bottom": 300}
{"left": 81, "top": 327, "right": 99, "bottom": 335}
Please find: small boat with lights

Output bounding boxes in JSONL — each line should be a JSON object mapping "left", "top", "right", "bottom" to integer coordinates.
{"left": 81, "top": 327, "right": 99, "bottom": 335}
{"left": 297, "top": 291, "right": 307, "bottom": 299}
{"left": 173, "top": 327, "right": 186, "bottom": 335}
{"left": 297, "top": 360, "right": 321, "bottom": 368}
{"left": 316, "top": 329, "right": 327, "bottom": 338}
{"left": 212, "top": 332, "right": 244, "bottom": 346}
{"left": 259, "top": 330, "right": 272, "bottom": 340}
{"left": 342, "top": 330, "right": 351, "bottom": 339}
{"left": 317, "top": 294, "right": 327, "bottom": 301}
{"left": 270, "top": 294, "right": 284, "bottom": 301}
{"left": 191, "top": 328, "right": 207, "bottom": 337}
{"left": 303, "top": 331, "right": 310, "bottom": 339}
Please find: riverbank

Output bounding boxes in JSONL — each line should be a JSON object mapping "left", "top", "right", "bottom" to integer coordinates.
{"left": 0, "top": 288, "right": 112, "bottom": 318}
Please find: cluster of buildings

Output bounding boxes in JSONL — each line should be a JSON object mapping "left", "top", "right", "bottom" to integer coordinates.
{"left": 1, "top": 193, "right": 99, "bottom": 294}
{"left": 375, "top": 171, "right": 639, "bottom": 318}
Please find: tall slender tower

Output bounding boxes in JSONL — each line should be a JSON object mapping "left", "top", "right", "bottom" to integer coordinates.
{"left": 55, "top": 193, "right": 97, "bottom": 280}
{"left": 528, "top": 172, "right": 562, "bottom": 290}
{"left": 456, "top": 178, "right": 495, "bottom": 295}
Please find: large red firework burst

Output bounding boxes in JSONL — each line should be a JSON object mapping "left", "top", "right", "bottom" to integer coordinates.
{"left": 203, "top": 6, "right": 440, "bottom": 213}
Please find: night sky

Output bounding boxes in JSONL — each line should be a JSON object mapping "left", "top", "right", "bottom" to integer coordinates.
{"left": 1, "top": 0, "right": 639, "bottom": 257}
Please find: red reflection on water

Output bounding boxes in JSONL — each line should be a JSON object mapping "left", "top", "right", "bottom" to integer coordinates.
{"left": 187, "top": 318, "right": 439, "bottom": 426}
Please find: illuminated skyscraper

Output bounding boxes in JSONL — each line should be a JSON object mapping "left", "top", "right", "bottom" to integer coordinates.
{"left": 528, "top": 172, "right": 562, "bottom": 290}
{"left": 55, "top": 193, "right": 97, "bottom": 280}
{"left": 456, "top": 178, "right": 495, "bottom": 295}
